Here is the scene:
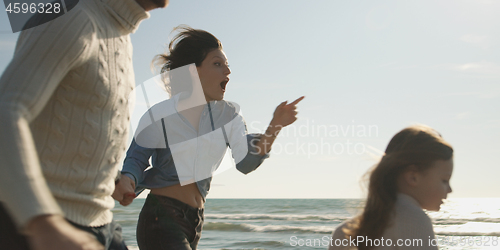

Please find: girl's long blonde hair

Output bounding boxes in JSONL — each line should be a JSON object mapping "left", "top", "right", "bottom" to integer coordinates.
{"left": 344, "top": 125, "right": 453, "bottom": 249}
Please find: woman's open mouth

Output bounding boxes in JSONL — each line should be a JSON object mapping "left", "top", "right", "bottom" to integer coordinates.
{"left": 220, "top": 79, "right": 229, "bottom": 92}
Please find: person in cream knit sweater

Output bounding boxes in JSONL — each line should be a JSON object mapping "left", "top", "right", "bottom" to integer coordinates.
{"left": 0, "top": 0, "right": 169, "bottom": 249}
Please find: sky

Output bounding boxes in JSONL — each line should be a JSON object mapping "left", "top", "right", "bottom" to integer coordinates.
{"left": 0, "top": 0, "right": 499, "bottom": 199}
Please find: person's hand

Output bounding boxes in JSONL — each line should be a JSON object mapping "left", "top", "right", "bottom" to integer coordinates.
{"left": 26, "top": 215, "right": 104, "bottom": 250}
{"left": 112, "top": 174, "right": 136, "bottom": 206}
{"left": 271, "top": 96, "right": 305, "bottom": 128}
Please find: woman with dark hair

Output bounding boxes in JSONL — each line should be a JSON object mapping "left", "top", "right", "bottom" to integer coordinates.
{"left": 329, "top": 125, "right": 453, "bottom": 250}
{"left": 112, "top": 26, "right": 304, "bottom": 250}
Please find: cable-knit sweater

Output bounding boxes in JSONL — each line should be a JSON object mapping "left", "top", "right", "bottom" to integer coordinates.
{"left": 329, "top": 193, "right": 438, "bottom": 250}
{"left": 0, "top": 0, "right": 149, "bottom": 229}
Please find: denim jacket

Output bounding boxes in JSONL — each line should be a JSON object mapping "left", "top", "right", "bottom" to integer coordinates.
{"left": 121, "top": 97, "right": 269, "bottom": 199}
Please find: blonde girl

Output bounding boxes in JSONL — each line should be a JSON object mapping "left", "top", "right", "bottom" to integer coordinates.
{"left": 329, "top": 125, "right": 453, "bottom": 250}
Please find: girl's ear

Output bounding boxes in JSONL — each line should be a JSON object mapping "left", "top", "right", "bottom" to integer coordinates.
{"left": 402, "top": 165, "right": 420, "bottom": 187}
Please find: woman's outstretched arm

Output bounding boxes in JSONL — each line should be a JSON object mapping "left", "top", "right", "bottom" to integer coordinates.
{"left": 254, "top": 96, "right": 305, "bottom": 155}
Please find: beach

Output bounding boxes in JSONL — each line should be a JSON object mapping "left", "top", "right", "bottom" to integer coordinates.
{"left": 112, "top": 198, "right": 500, "bottom": 250}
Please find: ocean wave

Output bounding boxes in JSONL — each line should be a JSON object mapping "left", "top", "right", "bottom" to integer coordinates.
{"left": 205, "top": 213, "right": 349, "bottom": 222}
{"left": 230, "top": 240, "right": 286, "bottom": 248}
{"left": 203, "top": 222, "right": 334, "bottom": 234}
{"left": 434, "top": 222, "right": 500, "bottom": 236}
{"left": 203, "top": 220, "right": 500, "bottom": 236}
{"left": 436, "top": 231, "right": 500, "bottom": 236}
{"left": 432, "top": 217, "right": 500, "bottom": 225}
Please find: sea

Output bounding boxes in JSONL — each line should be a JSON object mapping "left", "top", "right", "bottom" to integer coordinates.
{"left": 112, "top": 198, "right": 500, "bottom": 250}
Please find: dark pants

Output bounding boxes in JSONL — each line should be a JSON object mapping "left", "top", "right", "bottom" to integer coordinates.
{"left": 137, "top": 194, "right": 204, "bottom": 250}
{"left": 0, "top": 203, "right": 127, "bottom": 250}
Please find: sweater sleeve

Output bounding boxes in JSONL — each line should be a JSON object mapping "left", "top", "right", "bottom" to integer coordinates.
{"left": 0, "top": 10, "right": 97, "bottom": 229}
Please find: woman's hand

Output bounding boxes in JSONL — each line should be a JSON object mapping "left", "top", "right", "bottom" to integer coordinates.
{"left": 271, "top": 96, "right": 305, "bottom": 129}
{"left": 112, "top": 174, "right": 136, "bottom": 206}
{"left": 254, "top": 96, "right": 305, "bottom": 155}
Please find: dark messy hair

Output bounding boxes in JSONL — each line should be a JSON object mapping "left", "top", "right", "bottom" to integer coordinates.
{"left": 152, "top": 26, "right": 223, "bottom": 96}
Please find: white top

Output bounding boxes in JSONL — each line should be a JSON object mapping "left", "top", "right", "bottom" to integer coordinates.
{"left": 329, "top": 193, "right": 438, "bottom": 250}
{"left": 0, "top": 0, "right": 149, "bottom": 228}
{"left": 122, "top": 94, "right": 269, "bottom": 199}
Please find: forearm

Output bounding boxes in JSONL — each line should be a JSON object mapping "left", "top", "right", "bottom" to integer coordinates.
{"left": 254, "top": 119, "right": 282, "bottom": 155}
{"left": 254, "top": 96, "right": 304, "bottom": 155}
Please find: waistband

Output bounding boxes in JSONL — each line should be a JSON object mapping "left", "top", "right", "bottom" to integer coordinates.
{"left": 146, "top": 194, "right": 204, "bottom": 214}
